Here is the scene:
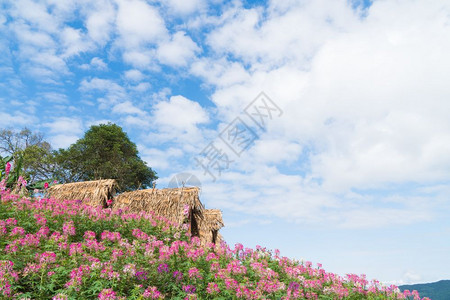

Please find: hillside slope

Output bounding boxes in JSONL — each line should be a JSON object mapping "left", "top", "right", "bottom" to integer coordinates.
{"left": 400, "top": 280, "right": 450, "bottom": 300}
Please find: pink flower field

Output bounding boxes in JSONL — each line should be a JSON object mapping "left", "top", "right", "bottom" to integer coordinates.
{"left": 0, "top": 187, "right": 427, "bottom": 299}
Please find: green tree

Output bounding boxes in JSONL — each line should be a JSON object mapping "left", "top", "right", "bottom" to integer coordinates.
{"left": 0, "top": 128, "right": 55, "bottom": 186}
{"left": 54, "top": 123, "right": 157, "bottom": 192}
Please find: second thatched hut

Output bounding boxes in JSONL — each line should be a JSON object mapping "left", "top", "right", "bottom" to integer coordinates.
{"left": 46, "top": 179, "right": 119, "bottom": 208}
{"left": 198, "top": 209, "right": 224, "bottom": 246}
{"left": 112, "top": 187, "right": 204, "bottom": 237}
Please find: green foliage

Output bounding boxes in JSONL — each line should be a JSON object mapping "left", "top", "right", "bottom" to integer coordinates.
{"left": 0, "top": 128, "right": 54, "bottom": 186}
{"left": 400, "top": 280, "right": 450, "bottom": 300}
{"left": 19, "top": 143, "right": 55, "bottom": 185}
{"left": 53, "top": 123, "right": 157, "bottom": 192}
{"left": 0, "top": 154, "right": 24, "bottom": 189}
{"left": 0, "top": 190, "right": 427, "bottom": 300}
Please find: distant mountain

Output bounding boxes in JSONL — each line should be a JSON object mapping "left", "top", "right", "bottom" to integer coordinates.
{"left": 399, "top": 280, "right": 450, "bottom": 300}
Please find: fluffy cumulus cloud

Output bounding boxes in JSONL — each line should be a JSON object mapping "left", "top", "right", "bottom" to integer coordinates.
{"left": 112, "top": 101, "right": 145, "bottom": 116}
{"left": 124, "top": 69, "right": 145, "bottom": 82}
{"left": 157, "top": 31, "right": 200, "bottom": 67}
{"left": 84, "top": 0, "right": 116, "bottom": 46}
{"left": 79, "top": 77, "right": 128, "bottom": 107}
{"left": 116, "top": 0, "right": 167, "bottom": 47}
{"left": 150, "top": 95, "right": 209, "bottom": 144}
{"left": 190, "top": 0, "right": 450, "bottom": 231}
{"left": 0, "top": 111, "right": 36, "bottom": 128}
{"left": 43, "top": 117, "right": 84, "bottom": 148}
{"left": 138, "top": 146, "right": 184, "bottom": 171}
{"left": 1, "top": 0, "right": 449, "bottom": 227}
{"left": 164, "top": 0, "right": 205, "bottom": 16}
{"left": 115, "top": 0, "right": 167, "bottom": 68}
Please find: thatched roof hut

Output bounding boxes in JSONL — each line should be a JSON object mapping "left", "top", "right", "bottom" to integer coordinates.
{"left": 47, "top": 179, "right": 118, "bottom": 208}
{"left": 112, "top": 187, "right": 204, "bottom": 236}
{"left": 198, "top": 209, "right": 224, "bottom": 246}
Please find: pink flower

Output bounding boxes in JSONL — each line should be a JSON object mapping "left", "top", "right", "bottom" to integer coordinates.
{"left": 44, "top": 182, "right": 49, "bottom": 189}
{"left": 5, "top": 162, "right": 11, "bottom": 176}
{"left": 98, "top": 288, "right": 117, "bottom": 300}
{"left": 10, "top": 226, "right": 25, "bottom": 236}
{"left": 62, "top": 221, "right": 76, "bottom": 236}
{"left": 106, "top": 199, "right": 113, "bottom": 206}
{"left": 36, "top": 251, "right": 56, "bottom": 264}
{"left": 188, "top": 267, "right": 202, "bottom": 279}
{"left": 157, "top": 263, "right": 169, "bottom": 273}
{"left": 142, "top": 286, "right": 161, "bottom": 299}
{"left": 173, "top": 270, "right": 183, "bottom": 281}
{"left": 183, "top": 204, "right": 190, "bottom": 217}
{"left": 206, "top": 282, "right": 220, "bottom": 294}
{"left": 83, "top": 231, "right": 96, "bottom": 240}
{"left": 17, "top": 176, "right": 27, "bottom": 187}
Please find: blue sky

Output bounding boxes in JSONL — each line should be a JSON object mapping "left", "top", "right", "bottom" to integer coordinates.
{"left": 1, "top": 0, "right": 450, "bottom": 285}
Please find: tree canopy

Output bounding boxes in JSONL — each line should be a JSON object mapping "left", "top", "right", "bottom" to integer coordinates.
{"left": 53, "top": 123, "right": 157, "bottom": 192}
{"left": 0, "top": 128, "right": 55, "bottom": 186}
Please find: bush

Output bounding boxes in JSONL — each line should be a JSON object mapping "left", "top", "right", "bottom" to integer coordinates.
{"left": 0, "top": 189, "right": 427, "bottom": 299}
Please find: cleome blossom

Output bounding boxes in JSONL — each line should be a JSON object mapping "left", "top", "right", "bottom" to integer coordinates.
{"left": 0, "top": 188, "right": 428, "bottom": 300}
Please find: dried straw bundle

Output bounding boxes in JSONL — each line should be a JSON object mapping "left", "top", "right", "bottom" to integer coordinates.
{"left": 198, "top": 209, "right": 224, "bottom": 246}
{"left": 113, "top": 187, "right": 204, "bottom": 235}
{"left": 47, "top": 179, "right": 118, "bottom": 208}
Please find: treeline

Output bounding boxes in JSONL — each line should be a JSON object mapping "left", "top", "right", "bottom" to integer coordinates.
{"left": 0, "top": 123, "right": 157, "bottom": 192}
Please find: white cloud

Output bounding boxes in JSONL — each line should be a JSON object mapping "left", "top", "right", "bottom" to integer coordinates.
{"left": 116, "top": 0, "right": 167, "bottom": 48}
{"left": 30, "top": 51, "right": 68, "bottom": 74}
{"left": 60, "top": 26, "right": 92, "bottom": 58}
{"left": 164, "top": 0, "right": 206, "bottom": 16}
{"left": 156, "top": 31, "right": 200, "bottom": 67}
{"left": 138, "top": 146, "right": 184, "bottom": 170}
{"left": 249, "top": 139, "right": 302, "bottom": 164}
{"left": 206, "top": 1, "right": 358, "bottom": 69}
{"left": 190, "top": 58, "right": 250, "bottom": 88}
{"left": 130, "top": 82, "right": 151, "bottom": 93}
{"left": 9, "top": 0, "right": 59, "bottom": 33}
{"left": 112, "top": 101, "right": 145, "bottom": 115}
{"left": 152, "top": 95, "right": 209, "bottom": 133}
{"left": 5, "top": 0, "right": 91, "bottom": 79}
{"left": 89, "top": 57, "right": 108, "bottom": 70}
{"left": 43, "top": 117, "right": 84, "bottom": 148}
{"left": 40, "top": 92, "right": 69, "bottom": 104}
{"left": 124, "top": 69, "right": 145, "bottom": 82}
{"left": 122, "top": 50, "right": 157, "bottom": 69}
{"left": 49, "top": 134, "right": 80, "bottom": 149}
{"left": 84, "top": 0, "right": 116, "bottom": 46}
{"left": 43, "top": 117, "right": 83, "bottom": 135}
{"left": 0, "top": 111, "right": 35, "bottom": 128}
{"left": 11, "top": 22, "right": 55, "bottom": 48}
{"left": 190, "top": 0, "right": 450, "bottom": 229}
{"left": 0, "top": 13, "right": 6, "bottom": 26}
{"left": 85, "top": 119, "right": 112, "bottom": 127}
{"left": 146, "top": 95, "right": 211, "bottom": 147}
{"left": 79, "top": 77, "right": 127, "bottom": 105}
{"left": 390, "top": 270, "right": 423, "bottom": 286}
{"left": 122, "top": 115, "right": 150, "bottom": 127}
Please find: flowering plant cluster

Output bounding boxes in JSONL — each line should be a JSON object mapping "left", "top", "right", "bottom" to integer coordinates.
{"left": 0, "top": 186, "right": 427, "bottom": 299}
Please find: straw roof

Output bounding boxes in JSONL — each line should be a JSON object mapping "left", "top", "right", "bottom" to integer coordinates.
{"left": 112, "top": 187, "right": 204, "bottom": 226}
{"left": 199, "top": 209, "right": 224, "bottom": 245}
{"left": 200, "top": 209, "right": 224, "bottom": 231}
{"left": 47, "top": 179, "right": 118, "bottom": 208}
{"left": 112, "top": 187, "right": 225, "bottom": 245}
